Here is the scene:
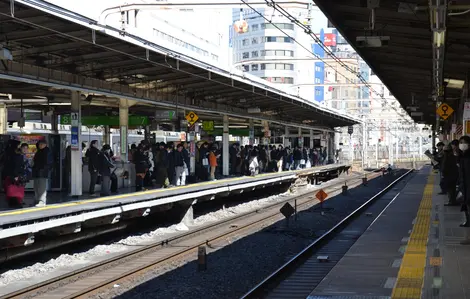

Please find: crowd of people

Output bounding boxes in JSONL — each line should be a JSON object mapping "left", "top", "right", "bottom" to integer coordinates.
{"left": 120, "top": 141, "right": 330, "bottom": 192}
{"left": 1, "top": 137, "right": 331, "bottom": 209}
{"left": 434, "top": 136, "right": 470, "bottom": 245}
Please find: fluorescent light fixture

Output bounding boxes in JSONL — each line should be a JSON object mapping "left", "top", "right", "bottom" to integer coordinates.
{"left": 444, "top": 78, "right": 465, "bottom": 89}
{"left": 433, "top": 31, "right": 445, "bottom": 47}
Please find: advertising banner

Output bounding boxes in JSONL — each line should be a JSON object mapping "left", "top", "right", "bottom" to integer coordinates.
{"left": 324, "top": 33, "right": 337, "bottom": 46}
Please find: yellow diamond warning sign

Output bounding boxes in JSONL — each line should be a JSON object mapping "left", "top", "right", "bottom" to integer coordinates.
{"left": 436, "top": 103, "right": 454, "bottom": 120}
{"left": 185, "top": 111, "right": 199, "bottom": 126}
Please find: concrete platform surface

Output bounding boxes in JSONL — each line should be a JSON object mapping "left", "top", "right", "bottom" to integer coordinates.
{"left": 308, "top": 167, "right": 430, "bottom": 299}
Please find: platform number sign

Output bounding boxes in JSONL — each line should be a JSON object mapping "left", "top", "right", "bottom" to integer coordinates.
{"left": 185, "top": 111, "right": 199, "bottom": 126}
{"left": 436, "top": 103, "right": 454, "bottom": 120}
{"left": 348, "top": 126, "right": 354, "bottom": 135}
{"left": 71, "top": 112, "right": 79, "bottom": 126}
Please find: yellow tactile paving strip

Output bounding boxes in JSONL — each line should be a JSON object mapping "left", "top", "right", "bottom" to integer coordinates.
{"left": 391, "top": 172, "right": 434, "bottom": 299}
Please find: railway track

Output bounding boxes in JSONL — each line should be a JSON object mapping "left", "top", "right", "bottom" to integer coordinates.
{"left": 241, "top": 169, "right": 413, "bottom": 299}
{"left": 0, "top": 171, "right": 382, "bottom": 299}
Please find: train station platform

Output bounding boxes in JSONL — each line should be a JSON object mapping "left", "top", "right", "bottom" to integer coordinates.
{"left": 0, "top": 164, "right": 349, "bottom": 252}
{"left": 307, "top": 166, "right": 470, "bottom": 299}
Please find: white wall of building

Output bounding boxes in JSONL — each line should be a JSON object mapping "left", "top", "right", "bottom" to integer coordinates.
{"left": 47, "top": 0, "right": 231, "bottom": 67}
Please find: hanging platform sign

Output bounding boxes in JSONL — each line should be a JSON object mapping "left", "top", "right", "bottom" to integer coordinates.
{"left": 71, "top": 126, "right": 79, "bottom": 151}
{"left": 60, "top": 115, "right": 148, "bottom": 126}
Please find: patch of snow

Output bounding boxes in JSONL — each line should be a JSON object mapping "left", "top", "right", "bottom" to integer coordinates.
{"left": 193, "top": 191, "right": 291, "bottom": 226}
{"left": 0, "top": 180, "right": 320, "bottom": 287}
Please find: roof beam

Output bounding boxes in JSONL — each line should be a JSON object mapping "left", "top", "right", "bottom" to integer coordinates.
{"left": 4, "top": 25, "right": 84, "bottom": 41}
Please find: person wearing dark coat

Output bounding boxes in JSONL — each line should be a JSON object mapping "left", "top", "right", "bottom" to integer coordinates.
{"left": 99, "top": 145, "right": 115, "bottom": 196}
{"left": 173, "top": 143, "right": 186, "bottom": 186}
{"left": 3, "top": 140, "right": 26, "bottom": 208}
{"left": 86, "top": 140, "right": 101, "bottom": 196}
{"left": 458, "top": 136, "right": 470, "bottom": 235}
{"left": 133, "top": 144, "right": 150, "bottom": 192}
{"left": 32, "top": 140, "right": 52, "bottom": 206}
{"left": 434, "top": 141, "right": 446, "bottom": 194}
{"left": 293, "top": 146, "right": 302, "bottom": 170}
{"left": 182, "top": 142, "right": 190, "bottom": 173}
{"left": 199, "top": 142, "right": 210, "bottom": 181}
{"left": 154, "top": 142, "right": 169, "bottom": 188}
{"left": 442, "top": 144, "right": 459, "bottom": 206}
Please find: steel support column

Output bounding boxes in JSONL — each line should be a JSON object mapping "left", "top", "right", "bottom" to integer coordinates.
{"left": 249, "top": 118, "right": 255, "bottom": 146}
{"left": 70, "top": 91, "right": 82, "bottom": 196}
{"left": 0, "top": 104, "right": 7, "bottom": 135}
{"left": 223, "top": 115, "right": 229, "bottom": 176}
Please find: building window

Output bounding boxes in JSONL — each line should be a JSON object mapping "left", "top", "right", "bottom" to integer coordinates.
{"left": 252, "top": 37, "right": 258, "bottom": 44}
{"left": 261, "top": 23, "right": 294, "bottom": 30}
{"left": 263, "top": 36, "right": 293, "bottom": 43}
{"left": 242, "top": 38, "right": 249, "bottom": 46}
{"left": 252, "top": 64, "right": 259, "bottom": 71}
{"left": 243, "top": 65, "right": 249, "bottom": 72}
{"left": 252, "top": 24, "right": 259, "bottom": 31}
{"left": 251, "top": 51, "right": 259, "bottom": 58}
{"left": 260, "top": 63, "right": 294, "bottom": 70}
{"left": 261, "top": 77, "right": 294, "bottom": 84}
{"left": 261, "top": 50, "right": 294, "bottom": 57}
{"left": 242, "top": 52, "right": 249, "bottom": 59}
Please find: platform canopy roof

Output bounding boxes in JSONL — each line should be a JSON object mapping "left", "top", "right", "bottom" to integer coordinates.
{"left": 314, "top": 0, "right": 470, "bottom": 124}
{"left": 0, "top": 0, "right": 360, "bottom": 130}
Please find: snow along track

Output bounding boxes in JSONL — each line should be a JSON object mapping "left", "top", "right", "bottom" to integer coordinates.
{"left": 0, "top": 171, "right": 379, "bottom": 299}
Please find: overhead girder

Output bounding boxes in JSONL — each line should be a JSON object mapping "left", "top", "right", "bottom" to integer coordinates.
{"left": 12, "top": 41, "right": 92, "bottom": 57}
{"left": 0, "top": 0, "right": 359, "bottom": 129}
{"left": 3, "top": 25, "right": 85, "bottom": 41}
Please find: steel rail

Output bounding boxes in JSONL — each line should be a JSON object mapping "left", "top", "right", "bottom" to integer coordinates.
{"left": 240, "top": 168, "right": 414, "bottom": 299}
{"left": 1, "top": 172, "right": 376, "bottom": 299}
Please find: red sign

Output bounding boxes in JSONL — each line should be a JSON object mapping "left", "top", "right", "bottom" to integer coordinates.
{"left": 316, "top": 189, "right": 328, "bottom": 202}
{"left": 324, "top": 33, "right": 337, "bottom": 46}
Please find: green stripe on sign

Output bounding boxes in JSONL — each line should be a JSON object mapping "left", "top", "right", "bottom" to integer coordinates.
{"left": 60, "top": 115, "right": 148, "bottom": 126}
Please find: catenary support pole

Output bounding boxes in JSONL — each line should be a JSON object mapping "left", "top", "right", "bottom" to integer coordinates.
{"left": 223, "top": 115, "right": 229, "bottom": 176}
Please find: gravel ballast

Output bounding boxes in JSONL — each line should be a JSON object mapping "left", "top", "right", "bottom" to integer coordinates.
{"left": 0, "top": 175, "right": 348, "bottom": 294}
{"left": 95, "top": 171, "right": 407, "bottom": 299}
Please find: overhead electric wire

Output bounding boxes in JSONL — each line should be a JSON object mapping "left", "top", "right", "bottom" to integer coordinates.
{"left": 265, "top": 0, "right": 412, "bottom": 122}
{"left": 239, "top": 0, "right": 413, "bottom": 125}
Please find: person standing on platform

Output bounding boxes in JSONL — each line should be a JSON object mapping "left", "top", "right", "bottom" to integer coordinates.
{"left": 229, "top": 143, "right": 238, "bottom": 175}
{"left": 458, "top": 136, "right": 470, "bottom": 234}
{"left": 209, "top": 146, "right": 219, "bottom": 181}
{"left": 3, "top": 140, "right": 26, "bottom": 208}
{"left": 434, "top": 141, "right": 446, "bottom": 194}
{"left": 133, "top": 144, "right": 150, "bottom": 192}
{"left": 182, "top": 142, "right": 190, "bottom": 181}
{"left": 199, "top": 142, "right": 210, "bottom": 181}
{"left": 32, "top": 140, "right": 52, "bottom": 207}
{"left": 86, "top": 140, "right": 101, "bottom": 196}
{"left": 442, "top": 144, "right": 459, "bottom": 206}
{"left": 173, "top": 143, "right": 186, "bottom": 186}
{"left": 154, "top": 142, "right": 169, "bottom": 188}
{"left": 99, "top": 145, "right": 115, "bottom": 196}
